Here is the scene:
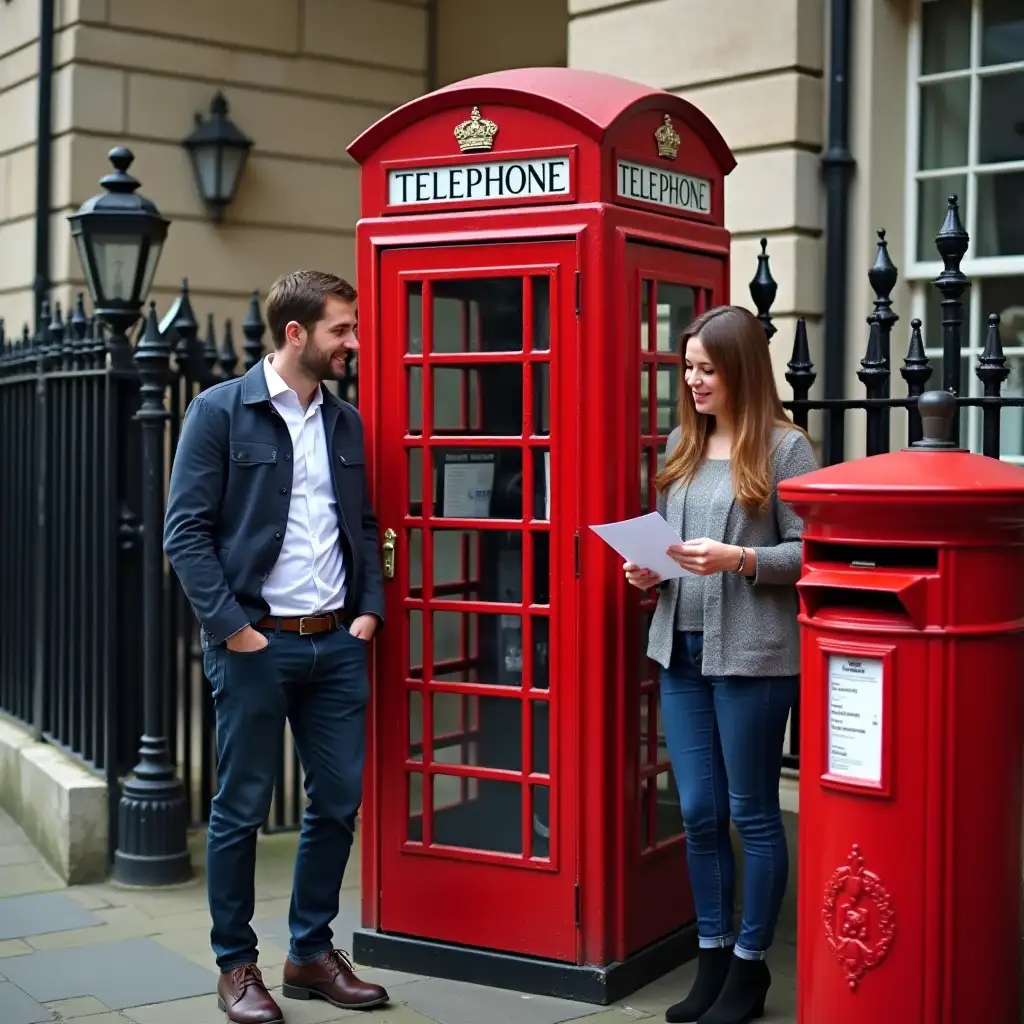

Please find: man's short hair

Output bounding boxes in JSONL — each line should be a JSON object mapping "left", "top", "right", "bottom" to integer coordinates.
{"left": 265, "top": 270, "right": 357, "bottom": 349}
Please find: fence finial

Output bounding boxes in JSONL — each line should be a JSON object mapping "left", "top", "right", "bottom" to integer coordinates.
{"left": 242, "top": 290, "right": 265, "bottom": 371}
{"left": 785, "top": 318, "right": 816, "bottom": 399}
{"left": 219, "top": 318, "right": 238, "bottom": 378}
{"left": 748, "top": 237, "right": 777, "bottom": 342}
{"left": 203, "top": 313, "right": 219, "bottom": 378}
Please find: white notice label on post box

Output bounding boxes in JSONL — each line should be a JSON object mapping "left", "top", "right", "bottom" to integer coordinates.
{"left": 827, "top": 656, "right": 884, "bottom": 785}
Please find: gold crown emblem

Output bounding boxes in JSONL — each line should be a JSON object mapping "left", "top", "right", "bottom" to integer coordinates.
{"left": 454, "top": 106, "right": 499, "bottom": 153}
{"left": 655, "top": 114, "right": 681, "bottom": 160}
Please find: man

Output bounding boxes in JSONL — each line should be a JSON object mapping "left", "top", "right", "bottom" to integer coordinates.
{"left": 164, "top": 271, "right": 387, "bottom": 1024}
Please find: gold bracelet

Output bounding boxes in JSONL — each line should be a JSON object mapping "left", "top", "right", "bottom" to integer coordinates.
{"left": 734, "top": 547, "right": 746, "bottom": 574}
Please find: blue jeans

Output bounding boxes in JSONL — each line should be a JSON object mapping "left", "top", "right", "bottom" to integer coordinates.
{"left": 659, "top": 631, "right": 796, "bottom": 961}
{"left": 203, "top": 625, "right": 369, "bottom": 971}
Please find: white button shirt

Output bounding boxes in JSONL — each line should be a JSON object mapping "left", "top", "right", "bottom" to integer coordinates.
{"left": 261, "top": 355, "right": 347, "bottom": 617}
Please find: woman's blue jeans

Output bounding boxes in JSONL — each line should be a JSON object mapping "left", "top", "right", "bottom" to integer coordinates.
{"left": 659, "top": 631, "right": 797, "bottom": 961}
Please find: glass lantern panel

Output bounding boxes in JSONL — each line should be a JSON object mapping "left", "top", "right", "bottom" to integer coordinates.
{"left": 73, "top": 234, "right": 100, "bottom": 308}
{"left": 139, "top": 240, "right": 163, "bottom": 305}
{"left": 90, "top": 235, "right": 144, "bottom": 304}
{"left": 217, "top": 146, "right": 249, "bottom": 202}
{"left": 192, "top": 145, "right": 221, "bottom": 202}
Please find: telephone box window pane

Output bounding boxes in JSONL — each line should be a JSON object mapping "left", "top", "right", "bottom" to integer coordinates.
{"left": 531, "top": 700, "right": 549, "bottom": 776}
{"left": 433, "top": 692, "right": 521, "bottom": 772}
{"left": 433, "top": 278, "right": 522, "bottom": 353}
{"left": 922, "top": 0, "right": 970, "bottom": 73}
{"left": 656, "top": 283, "right": 696, "bottom": 352}
{"left": 408, "top": 448, "right": 424, "bottom": 517}
{"left": 640, "top": 694, "right": 655, "bottom": 766}
{"left": 408, "top": 367, "right": 423, "bottom": 435}
{"left": 640, "top": 779, "right": 652, "bottom": 850}
{"left": 531, "top": 533, "right": 550, "bottom": 606}
{"left": 532, "top": 277, "right": 551, "bottom": 352}
{"left": 655, "top": 766, "right": 684, "bottom": 842}
{"left": 407, "top": 283, "right": 423, "bottom": 354}
{"left": 409, "top": 610, "right": 423, "bottom": 680}
{"left": 432, "top": 611, "right": 523, "bottom": 687}
{"left": 640, "top": 367, "right": 651, "bottom": 434}
{"left": 656, "top": 366, "right": 679, "bottom": 433}
{"left": 408, "top": 528, "right": 422, "bottom": 594}
{"left": 432, "top": 775, "right": 523, "bottom": 854}
{"left": 530, "top": 785, "right": 550, "bottom": 859}
{"left": 533, "top": 363, "right": 550, "bottom": 435}
{"left": 641, "top": 279, "right": 652, "bottom": 351}
{"left": 433, "top": 528, "right": 489, "bottom": 602}
{"left": 531, "top": 617, "right": 550, "bottom": 691}
{"left": 433, "top": 449, "right": 522, "bottom": 519}
{"left": 976, "top": 171, "right": 1024, "bottom": 257}
{"left": 533, "top": 448, "right": 550, "bottom": 521}
{"left": 433, "top": 365, "right": 521, "bottom": 435}
{"left": 407, "top": 773, "right": 424, "bottom": 842}
{"left": 409, "top": 690, "right": 423, "bottom": 761}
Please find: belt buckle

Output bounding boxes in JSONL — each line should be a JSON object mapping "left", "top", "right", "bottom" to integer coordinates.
{"left": 298, "top": 615, "right": 317, "bottom": 636}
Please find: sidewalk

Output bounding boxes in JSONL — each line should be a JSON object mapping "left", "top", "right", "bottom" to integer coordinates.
{"left": 0, "top": 808, "right": 797, "bottom": 1024}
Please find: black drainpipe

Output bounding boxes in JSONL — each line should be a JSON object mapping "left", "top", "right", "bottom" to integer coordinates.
{"left": 425, "top": 0, "right": 439, "bottom": 91}
{"left": 33, "top": 0, "right": 55, "bottom": 329}
{"left": 822, "top": 0, "right": 855, "bottom": 407}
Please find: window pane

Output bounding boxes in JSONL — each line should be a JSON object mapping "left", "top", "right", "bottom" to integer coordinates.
{"left": 979, "top": 276, "right": 1024, "bottom": 343}
{"left": 979, "top": 71, "right": 1024, "bottom": 164}
{"left": 919, "top": 80, "right": 970, "bottom": 170}
{"left": 432, "top": 693, "right": 521, "bottom": 772}
{"left": 996, "top": 356, "right": 1024, "bottom": 457}
{"left": 433, "top": 279, "right": 522, "bottom": 353}
{"left": 977, "top": 171, "right": 1024, "bottom": 256}
{"left": 407, "top": 283, "right": 422, "bottom": 354}
{"left": 917, "top": 176, "right": 967, "bottom": 261}
{"left": 982, "top": 0, "right": 1024, "bottom": 66}
{"left": 656, "top": 283, "right": 696, "bottom": 352}
{"left": 922, "top": 0, "right": 971, "bottom": 73}
{"left": 532, "top": 277, "right": 551, "bottom": 352}
{"left": 432, "top": 775, "right": 523, "bottom": 854}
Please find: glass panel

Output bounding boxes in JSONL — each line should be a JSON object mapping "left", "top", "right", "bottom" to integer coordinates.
{"left": 433, "top": 366, "right": 521, "bottom": 435}
{"left": 531, "top": 700, "right": 549, "bottom": 775}
{"left": 640, "top": 279, "right": 652, "bottom": 351}
{"left": 640, "top": 447, "right": 651, "bottom": 513}
{"left": 531, "top": 617, "right": 550, "bottom": 690}
{"left": 409, "top": 610, "right": 423, "bottom": 679}
{"left": 409, "top": 690, "right": 423, "bottom": 761}
{"left": 91, "top": 236, "right": 143, "bottom": 304}
{"left": 640, "top": 693, "right": 654, "bottom": 765}
{"left": 656, "top": 365, "right": 679, "bottom": 434}
{"left": 433, "top": 278, "right": 522, "bottom": 352}
{"left": 980, "top": 277, "right": 1024, "bottom": 455}
{"left": 408, "top": 448, "right": 423, "bottom": 516}
{"left": 407, "top": 773, "right": 424, "bottom": 842}
{"left": 432, "top": 692, "right": 521, "bottom": 771}
{"left": 922, "top": 0, "right": 971, "bottom": 73}
{"left": 432, "top": 610, "right": 524, "bottom": 687}
{"left": 530, "top": 785, "right": 550, "bottom": 859}
{"left": 532, "top": 277, "right": 551, "bottom": 352}
{"left": 976, "top": 171, "right": 1024, "bottom": 256}
{"left": 640, "top": 366, "right": 651, "bottom": 434}
{"left": 979, "top": 72, "right": 1024, "bottom": 165}
{"left": 408, "top": 528, "right": 423, "bottom": 594}
{"left": 917, "top": 176, "right": 967, "bottom": 261}
{"left": 640, "top": 779, "right": 652, "bottom": 849}
{"left": 533, "top": 448, "right": 550, "bottom": 521}
{"left": 139, "top": 241, "right": 162, "bottom": 304}
{"left": 655, "top": 766, "right": 684, "bottom": 842}
{"left": 982, "top": 0, "right": 1024, "bottom": 66}
{"left": 532, "top": 533, "right": 550, "bottom": 605}
{"left": 533, "top": 363, "right": 550, "bottom": 435}
{"left": 919, "top": 80, "right": 970, "bottom": 170}
{"left": 433, "top": 527, "right": 487, "bottom": 601}
{"left": 408, "top": 368, "right": 422, "bottom": 435}
{"left": 997, "top": 355, "right": 1024, "bottom": 457}
{"left": 432, "top": 775, "right": 523, "bottom": 854}
{"left": 434, "top": 448, "right": 522, "bottom": 519}
{"left": 407, "top": 283, "right": 422, "bottom": 354}
{"left": 656, "top": 283, "right": 696, "bottom": 352}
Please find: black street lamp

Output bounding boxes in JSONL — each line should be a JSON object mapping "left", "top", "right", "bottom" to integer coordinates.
{"left": 68, "top": 147, "right": 168, "bottom": 368}
{"left": 69, "top": 148, "right": 191, "bottom": 887}
{"left": 183, "top": 92, "right": 253, "bottom": 221}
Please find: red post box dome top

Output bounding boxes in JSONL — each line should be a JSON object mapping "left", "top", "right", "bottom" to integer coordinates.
{"left": 780, "top": 391, "right": 1024, "bottom": 505}
{"left": 347, "top": 67, "right": 736, "bottom": 173}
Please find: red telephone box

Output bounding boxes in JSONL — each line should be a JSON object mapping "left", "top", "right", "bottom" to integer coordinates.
{"left": 348, "top": 67, "right": 736, "bottom": 1003}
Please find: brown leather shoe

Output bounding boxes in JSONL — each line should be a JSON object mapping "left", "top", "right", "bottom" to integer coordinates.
{"left": 216, "top": 964, "right": 284, "bottom": 1024}
{"left": 282, "top": 949, "right": 389, "bottom": 1010}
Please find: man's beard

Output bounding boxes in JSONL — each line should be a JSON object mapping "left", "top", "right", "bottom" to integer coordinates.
{"left": 299, "top": 343, "right": 344, "bottom": 382}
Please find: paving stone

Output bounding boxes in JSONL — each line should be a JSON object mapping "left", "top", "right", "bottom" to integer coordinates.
{"left": 401, "top": 976, "right": 605, "bottom": 1024}
{"left": 0, "top": 938, "right": 35, "bottom": 958}
{"left": 0, "top": 894, "right": 104, "bottom": 941}
{"left": 43, "top": 994, "right": 111, "bottom": 1017}
{"left": 0, "top": 864, "right": 65, "bottom": 898}
{"left": 0, "top": 937, "right": 217, "bottom": 1010}
{"left": 0, "top": 981, "right": 53, "bottom": 1024}
{"left": 0, "top": 844, "right": 44, "bottom": 867}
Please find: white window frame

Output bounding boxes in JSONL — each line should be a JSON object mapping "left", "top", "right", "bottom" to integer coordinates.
{"left": 904, "top": 0, "right": 1024, "bottom": 461}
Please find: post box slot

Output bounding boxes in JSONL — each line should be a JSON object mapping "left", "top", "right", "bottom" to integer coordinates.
{"left": 797, "top": 568, "right": 930, "bottom": 628}
{"left": 804, "top": 540, "right": 938, "bottom": 570}
{"left": 807, "top": 588, "right": 906, "bottom": 615}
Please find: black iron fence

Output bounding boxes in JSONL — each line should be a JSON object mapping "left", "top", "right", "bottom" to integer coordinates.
{"left": 0, "top": 192, "right": 1014, "bottom": 852}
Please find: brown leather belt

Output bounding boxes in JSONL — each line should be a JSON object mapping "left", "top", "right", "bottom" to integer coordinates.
{"left": 255, "top": 610, "right": 349, "bottom": 636}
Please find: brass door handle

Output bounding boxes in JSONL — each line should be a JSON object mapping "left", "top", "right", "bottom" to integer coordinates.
{"left": 382, "top": 528, "right": 397, "bottom": 579}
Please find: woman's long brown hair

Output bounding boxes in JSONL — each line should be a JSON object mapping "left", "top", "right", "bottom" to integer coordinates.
{"left": 654, "top": 305, "right": 799, "bottom": 513}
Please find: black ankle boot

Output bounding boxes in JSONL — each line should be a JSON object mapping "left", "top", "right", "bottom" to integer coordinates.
{"left": 664, "top": 946, "right": 734, "bottom": 1022}
{"left": 697, "top": 955, "right": 770, "bottom": 1024}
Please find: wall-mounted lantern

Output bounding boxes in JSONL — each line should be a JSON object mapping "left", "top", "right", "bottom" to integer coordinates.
{"left": 182, "top": 92, "right": 253, "bottom": 222}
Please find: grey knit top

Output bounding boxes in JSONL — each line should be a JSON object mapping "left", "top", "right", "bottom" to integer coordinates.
{"left": 675, "top": 459, "right": 731, "bottom": 632}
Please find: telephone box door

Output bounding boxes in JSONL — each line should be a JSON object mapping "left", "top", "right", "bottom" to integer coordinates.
{"left": 624, "top": 243, "right": 726, "bottom": 954}
{"left": 375, "top": 241, "right": 580, "bottom": 961}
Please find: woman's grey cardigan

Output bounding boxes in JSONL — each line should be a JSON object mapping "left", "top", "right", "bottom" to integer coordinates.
{"left": 646, "top": 426, "right": 818, "bottom": 677}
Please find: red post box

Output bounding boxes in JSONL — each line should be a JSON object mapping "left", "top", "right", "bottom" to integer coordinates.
{"left": 779, "top": 390, "right": 1024, "bottom": 1024}
{"left": 345, "top": 68, "right": 736, "bottom": 1002}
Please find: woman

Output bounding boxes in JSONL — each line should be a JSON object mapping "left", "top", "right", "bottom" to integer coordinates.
{"left": 625, "top": 306, "right": 816, "bottom": 1024}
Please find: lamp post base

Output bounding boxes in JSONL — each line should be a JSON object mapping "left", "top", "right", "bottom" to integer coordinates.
{"left": 112, "top": 774, "right": 192, "bottom": 887}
